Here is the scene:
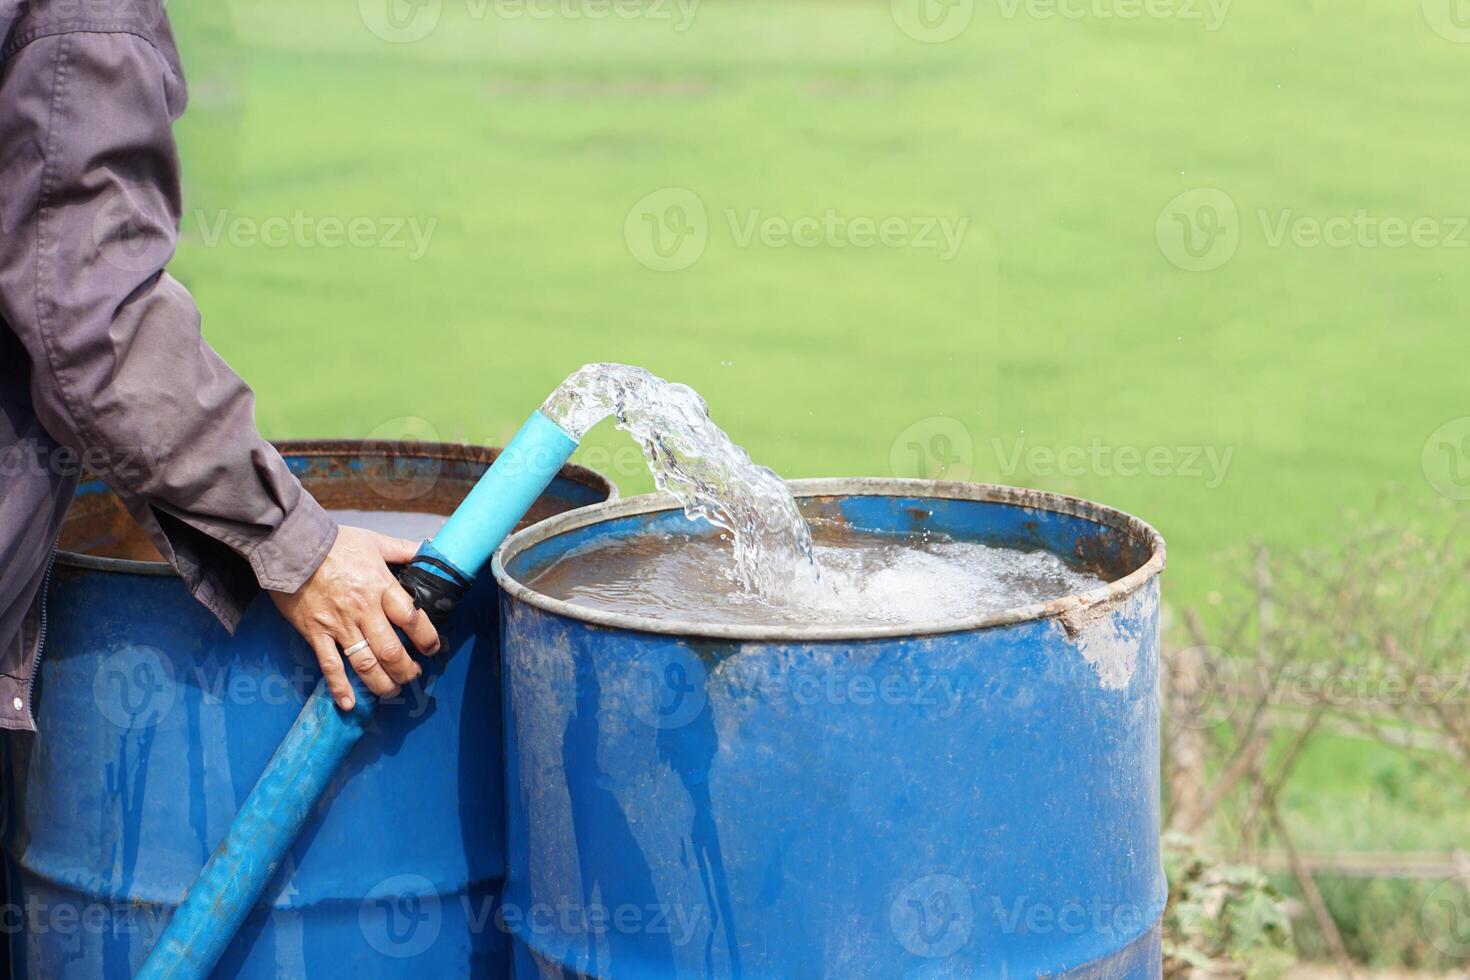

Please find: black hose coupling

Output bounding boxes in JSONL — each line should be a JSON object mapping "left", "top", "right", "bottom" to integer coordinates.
{"left": 397, "top": 556, "right": 472, "bottom": 626}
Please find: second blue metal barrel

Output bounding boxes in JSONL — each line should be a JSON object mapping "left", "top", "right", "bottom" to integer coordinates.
{"left": 493, "top": 478, "right": 1167, "bottom": 979}
{"left": 0, "top": 441, "right": 612, "bottom": 979}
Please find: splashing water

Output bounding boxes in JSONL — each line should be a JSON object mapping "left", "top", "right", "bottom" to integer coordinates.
{"left": 537, "top": 363, "right": 1108, "bottom": 626}
{"left": 540, "top": 363, "right": 816, "bottom": 596}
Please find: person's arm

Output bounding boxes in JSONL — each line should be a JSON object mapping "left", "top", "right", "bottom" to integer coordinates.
{"left": 0, "top": 22, "right": 436, "bottom": 706}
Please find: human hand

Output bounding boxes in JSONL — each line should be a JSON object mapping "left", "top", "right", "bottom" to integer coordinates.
{"left": 269, "top": 526, "right": 441, "bottom": 709}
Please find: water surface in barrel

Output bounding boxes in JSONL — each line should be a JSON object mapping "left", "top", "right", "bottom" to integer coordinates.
{"left": 528, "top": 520, "right": 1107, "bottom": 627}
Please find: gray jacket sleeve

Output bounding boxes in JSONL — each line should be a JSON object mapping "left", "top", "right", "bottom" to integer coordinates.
{"left": 0, "top": 18, "right": 337, "bottom": 629}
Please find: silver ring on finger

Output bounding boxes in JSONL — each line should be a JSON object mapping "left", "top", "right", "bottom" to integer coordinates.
{"left": 342, "top": 638, "right": 371, "bottom": 657}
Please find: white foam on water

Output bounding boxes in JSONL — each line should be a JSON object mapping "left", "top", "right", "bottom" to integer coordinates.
{"left": 801, "top": 536, "right": 1106, "bottom": 625}
{"left": 530, "top": 525, "right": 1108, "bottom": 628}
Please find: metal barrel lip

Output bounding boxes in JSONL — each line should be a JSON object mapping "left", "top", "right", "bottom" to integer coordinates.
{"left": 55, "top": 549, "right": 177, "bottom": 577}
{"left": 492, "top": 476, "right": 1167, "bottom": 643}
{"left": 55, "top": 439, "right": 618, "bottom": 577}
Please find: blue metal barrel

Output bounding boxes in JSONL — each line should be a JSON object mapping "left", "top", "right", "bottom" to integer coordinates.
{"left": 0, "top": 441, "right": 613, "bottom": 979}
{"left": 493, "top": 478, "right": 1167, "bottom": 979}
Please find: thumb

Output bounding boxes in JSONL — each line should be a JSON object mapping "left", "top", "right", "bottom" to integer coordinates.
{"left": 371, "top": 532, "right": 422, "bottom": 565}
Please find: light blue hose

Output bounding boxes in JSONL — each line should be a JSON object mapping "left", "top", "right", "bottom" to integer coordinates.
{"left": 136, "top": 411, "right": 578, "bottom": 979}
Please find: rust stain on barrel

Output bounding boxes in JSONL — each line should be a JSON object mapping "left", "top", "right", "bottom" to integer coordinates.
{"left": 59, "top": 439, "right": 613, "bottom": 564}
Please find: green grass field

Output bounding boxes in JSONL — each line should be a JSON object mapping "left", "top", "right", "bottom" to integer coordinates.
{"left": 166, "top": 0, "right": 1470, "bottom": 610}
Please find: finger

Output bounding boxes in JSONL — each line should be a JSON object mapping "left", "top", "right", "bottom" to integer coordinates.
{"left": 383, "top": 585, "right": 441, "bottom": 656}
{"left": 311, "top": 634, "right": 356, "bottom": 710}
{"left": 336, "top": 628, "right": 400, "bottom": 700}
{"left": 370, "top": 532, "right": 421, "bottom": 565}
{"left": 361, "top": 612, "right": 420, "bottom": 687}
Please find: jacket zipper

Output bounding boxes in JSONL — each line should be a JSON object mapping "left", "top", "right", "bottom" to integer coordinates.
{"left": 25, "top": 549, "right": 56, "bottom": 722}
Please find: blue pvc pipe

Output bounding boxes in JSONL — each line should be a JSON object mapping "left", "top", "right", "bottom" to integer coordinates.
{"left": 135, "top": 674, "right": 374, "bottom": 979}
{"left": 433, "top": 411, "right": 578, "bottom": 578}
{"left": 136, "top": 411, "right": 578, "bottom": 979}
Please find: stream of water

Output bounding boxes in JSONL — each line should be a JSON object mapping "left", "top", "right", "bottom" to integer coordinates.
{"left": 540, "top": 363, "right": 816, "bottom": 597}
{"left": 536, "top": 363, "right": 1105, "bottom": 626}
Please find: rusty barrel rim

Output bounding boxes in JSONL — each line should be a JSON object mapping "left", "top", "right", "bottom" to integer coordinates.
{"left": 56, "top": 439, "right": 617, "bottom": 577}
{"left": 492, "top": 477, "right": 1166, "bottom": 643}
